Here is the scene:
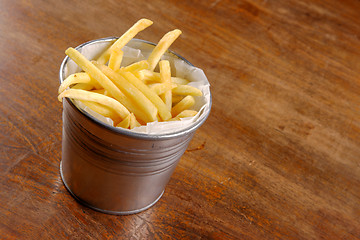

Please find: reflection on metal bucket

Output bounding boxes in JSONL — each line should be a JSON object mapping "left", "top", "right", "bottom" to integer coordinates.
{"left": 59, "top": 38, "right": 211, "bottom": 215}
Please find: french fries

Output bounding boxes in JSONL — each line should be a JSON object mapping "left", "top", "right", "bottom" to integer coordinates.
{"left": 58, "top": 19, "right": 203, "bottom": 130}
{"left": 147, "top": 29, "right": 182, "bottom": 71}
{"left": 108, "top": 49, "right": 123, "bottom": 71}
{"left": 159, "top": 60, "right": 172, "bottom": 111}
{"left": 170, "top": 110, "right": 198, "bottom": 121}
{"left": 58, "top": 89, "right": 130, "bottom": 119}
{"left": 148, "top": 83, "right": 175, "bottom": 96}
{"left": 122, "top": 60, "right": 149, "bottom": 73}
{"left": 171, "top": 95, "right": 195, "bottom": 117}
{"left": 136, "top": 69, "right": 189, "bottom": 85}
{"left": 97, "top": 18, "right": 153, "bottom": 64}
{"left": 81, "top": 100, "right": 119, "bottom": 120}
{"left": 172, "top": 85, "right": 203, "bottom": 96}
{"left": 116, "top": 114, "right": 131, "bottom": 128}
{"left": 70, "top": 83, "right": 96, "bottom": 91}
{"left": 94, "top": 63, "right": 158, "bottom": 122}
{"left": 118, "top": 71, "right": 172, "bottom": 121}
{"left": 58, "top": 72, "right": 101, "bottom": 93}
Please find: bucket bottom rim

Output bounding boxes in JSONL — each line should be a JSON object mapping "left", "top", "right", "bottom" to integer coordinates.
{"left": 59, "top": 161, "right": 164, "bottom": 215}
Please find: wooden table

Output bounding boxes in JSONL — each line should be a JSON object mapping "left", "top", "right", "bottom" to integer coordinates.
{"left": 1, "top": 0, "right": 359, "bottom": 239}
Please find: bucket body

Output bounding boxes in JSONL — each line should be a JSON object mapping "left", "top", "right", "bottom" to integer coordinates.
{"left": 61, "top": 98, "right": 194, "bottom": 214}
{"left": 59, "top": 38, "right": 210, "bottom": 214}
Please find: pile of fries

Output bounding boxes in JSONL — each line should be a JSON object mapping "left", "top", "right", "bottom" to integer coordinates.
{"left": 58, "top": 19, "right": 203, "bottom": 129}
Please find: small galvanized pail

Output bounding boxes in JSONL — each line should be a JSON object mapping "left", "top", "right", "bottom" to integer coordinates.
{"left": 59, "top": 37, "right": 211, "bottom": 215}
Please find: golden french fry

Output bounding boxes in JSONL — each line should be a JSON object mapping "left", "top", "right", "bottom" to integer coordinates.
{"left": 135, "top": 69, "right": 159, "bottom": 83}
{"left": 137, "top": 69, "right": 189, "bottom": 85}
{"left": 171, "top": 95, "right": 195, "bottom": 117}
{"left": 90, "top": 89, "right": 106, "bottom": 94}
{"left": 176, "top": 110, "right": 198, "bottom": 118}
{"left": 172, "top": 85, "right": 202, "bottom": 96}
{"left": 81, "top": 100, "right": 122, "bottom": 125}
{"left": 129, "top": 113, "right": 141, "bottom": 129}
{"left": 70, "top": 83, "right": 95, "bottom": 91}
{"left": 159, "top": 60, "right": 171, "bottom": 83}
{"left": 121, "top": 60, "right": 149, "bottom": 73}
{"left": 147, "top": 29, "right": 182, "bottom": 71}
{"left": 90, "top": 88, "right": 113, "bottom": 97}
{"left": 108, "top": 49, "right": 123, "bottom": 71}
{"left": 95, "top": 63, "right": 158, "bottom": 122}
{"left": 169, "top": 110, "right": 198, "bottom": 121}
{"left": 65, "top": 47, "right": 119, "bottom": 91}
{"left": 97, "top": 18, "right": 153, "bottom": 64}
{"left": 159, "top": 60, "right": 172, "bottom": 111}
{"left": 161, "top": 90, "right": 172, "bottom": 111}
{"left": 119, "top": 71, "right": 172, "bottom": 121}
{"left": 172, "top": 95, "right": 184, "bottom": 105}
{"left": 116, "top": 114, "right": 131, "bottom": 128}
{"left": 58, "top": 89, "right": 130, "bottom": 119}
{"left": 148, "top": 83, "right": 173, "bottom": 95}
{"left": 65, "top": 48, "right": 148, "bottom": 122}
{"left": 171, "top": 77, "right": 190, "bottom": 85}
{"left": 81, "top": 100, "right": 117, "bottom": 117}
{"left": 58, "top": 72, "right": 101, "bottom": 94}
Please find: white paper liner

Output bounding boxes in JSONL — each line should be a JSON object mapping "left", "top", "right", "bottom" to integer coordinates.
{"left": 64, "top": 39, "right": 211, "bottom": 135}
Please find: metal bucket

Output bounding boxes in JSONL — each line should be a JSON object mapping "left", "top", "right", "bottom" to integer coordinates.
{"left": 59, "top": 38, "right": 211, "bottom": 215}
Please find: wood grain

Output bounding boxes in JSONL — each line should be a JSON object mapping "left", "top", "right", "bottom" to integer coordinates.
{"left": 1, "top": 0, "right": 359, "bottom": 239}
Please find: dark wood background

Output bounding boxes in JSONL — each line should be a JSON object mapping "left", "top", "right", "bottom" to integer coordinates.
{"left": 1, "top": 0, "right": 359, "bottom": 239}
